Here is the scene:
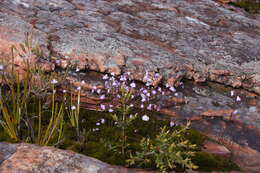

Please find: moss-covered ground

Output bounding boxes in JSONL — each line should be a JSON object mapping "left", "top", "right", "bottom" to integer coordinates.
{"left": 230, "top": 0, "right": 260, "bottom": 13}
{"left": 0, "top": 106, "right": 240, "bottom": 172}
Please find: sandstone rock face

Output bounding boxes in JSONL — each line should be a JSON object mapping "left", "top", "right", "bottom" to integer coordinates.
{"left": 0, "top": 0, "right": 259, "bottom": 93}
{"left": 0, "top": 143, "right": 160, "bottom": 173}
{"left": 0, "top": 143, "right": 108, "bottom": 173}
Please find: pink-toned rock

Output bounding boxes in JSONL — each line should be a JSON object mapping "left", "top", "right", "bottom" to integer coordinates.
{"left": 203, "top": 141, "right": 231, "bottom": 158}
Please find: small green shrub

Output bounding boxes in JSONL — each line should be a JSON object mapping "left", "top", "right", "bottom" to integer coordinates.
{"left": 128, "top": 123, "right": 198, "bottom": 173}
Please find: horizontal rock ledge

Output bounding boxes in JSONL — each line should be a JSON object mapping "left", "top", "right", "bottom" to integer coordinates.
{"left": 0, "top": 0, "right": 259, "bottom": 94}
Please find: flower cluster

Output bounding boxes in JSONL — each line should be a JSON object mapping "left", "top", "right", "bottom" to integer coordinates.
{"left": 91, "top": 72, "right": 179, "bottom": 122}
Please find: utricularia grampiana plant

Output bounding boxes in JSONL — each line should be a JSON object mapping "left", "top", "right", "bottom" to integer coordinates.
{"left": 90, "top": 71, "right": 179, "bottom": 155}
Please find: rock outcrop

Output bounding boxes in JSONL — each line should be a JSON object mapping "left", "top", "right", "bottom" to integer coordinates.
{"left": 0, "top": 0, "right": 259, "bottom": 93}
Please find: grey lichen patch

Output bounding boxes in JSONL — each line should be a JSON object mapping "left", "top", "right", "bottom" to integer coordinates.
{"left": 0, "top": 142, "right": 17, "bottom": 164}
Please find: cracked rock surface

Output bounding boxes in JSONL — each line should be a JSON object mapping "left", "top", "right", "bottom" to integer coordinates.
{"left": 0, "top": 0, "right": 259, "bottom": 93}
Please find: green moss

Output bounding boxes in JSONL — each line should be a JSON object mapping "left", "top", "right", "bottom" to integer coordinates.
{"left": 229, "top": 0, "right": 260, "bottom": 13}
{"left": 185, "top": 128, "right": 207, "bottom": 150}
{"left": 193, "top": 152, "right": 240, "bottom": 172}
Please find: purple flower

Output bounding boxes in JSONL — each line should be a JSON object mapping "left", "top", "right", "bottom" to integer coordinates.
{"left": 231, "top": 90, "right": 235, "bottom": 96}
{"left": 91, "top": 86, "right": 97, "bottom": 93}
{"left": 147, "top": 104, "right": 152, "bottom": 110}
{"left": 97, "top": 89, "right": 101, "bottom": 94}
{"left": 103, "top": 74, "right": 109, "bottom": 80}
{"left": 108, "top": 108, "right": 114, "bottom": 112}
{"left": 120, "top": 75, "right": 127, "bottom": 81}
{"left": 146, "top": 82, "right": 151, "bottom": 86}
{"left": 142, "top": 115, "right": 149, "bottom": 121}
{"left": 162, "top": 91, "right": 165, "bottom": 95}
{"left": 100, "top": 104, "right": 106, "bottom": 110}
{"left": 140, "top": 104, "right": 144, "bottom": 108}
{"left": 71, "top": 105, "right": 76, "bottom": 110}
{"left": 236, "top": 96, "right": 241, "bottom": 102}
{"left": 100, "top": 95, "right": 105, "bottom": 99}
{"left": 130, "top": 82, "right": 136, "bottom": 88}
{"left": 170, "top": 121, "right": 175, "bottom": 127}
{"left": 109, "top": 76, "right": 115, "bottom": 81}
{"left": 155, "top": 73, "right": 160, "bottom": 77}
{"left": 96, "top": 122, "right": 101, "bottom": 126}
{"left": 51, "top": 79, "right": 58, "bottom": 84}
{"left": 158, "top": 87, "right": 162, "bottom": 92}
{"left": 152, "top": 90, "right": 157, "bottom": 95}
{"left": 101, "top": 118, "right": 105, "bottom": 124}
{"left": 111, "top": 72, "right": 115, "bottom": 76}
{"left": 169, "top": 87, "right": 176, "bottom": 92}
{"left": 112, "top": 81, "right": 118, "bottom": 86}
{"left": 233, "top": 110, "right": 238, "bottom": 114}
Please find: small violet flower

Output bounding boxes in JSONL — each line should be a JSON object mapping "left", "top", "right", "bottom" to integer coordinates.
{"left": 71, "top": 105, "right": 76, "bottom": 110}
{"left": 169, "top": 87, "right": 176, "bottom": 92}
{"left": 100, "top": 104, "right": 106, "bottom": 110}
{"left": 231, "top": 90, "right": 235, "bottom": 97}
{"left": 51, "top": 79, "right": 58, "bottom": 84}
{"left": 130, "top": 82, "right": 136, "bottom": 88}
{"left": 77, "top": 86, "right": 81, "bottom": 91}
{"left": 142, "top": 115, "right": 149, "bottom": 121}
{"left": 97, "top": 89, "right": 101, "bottom": 94}
{"left": 100, "top": 95, "right": 105, "bottom": 100}
{"left": 170, "top": 121, "right": 175, "bottom": 127}
{"left": 236, "top": 96, "right": 241, "bottom": 102}
{"left": 147, "top": 104, "right": 152, "bottom": 110}
{"left": 101, "top": 118, "right": 105, "bottom": 124}
{"left": 103, "top": 74, "right": 109, "bottom": 80}
{"left": 0, "top": 64, "right": 4, "bottom": 70}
